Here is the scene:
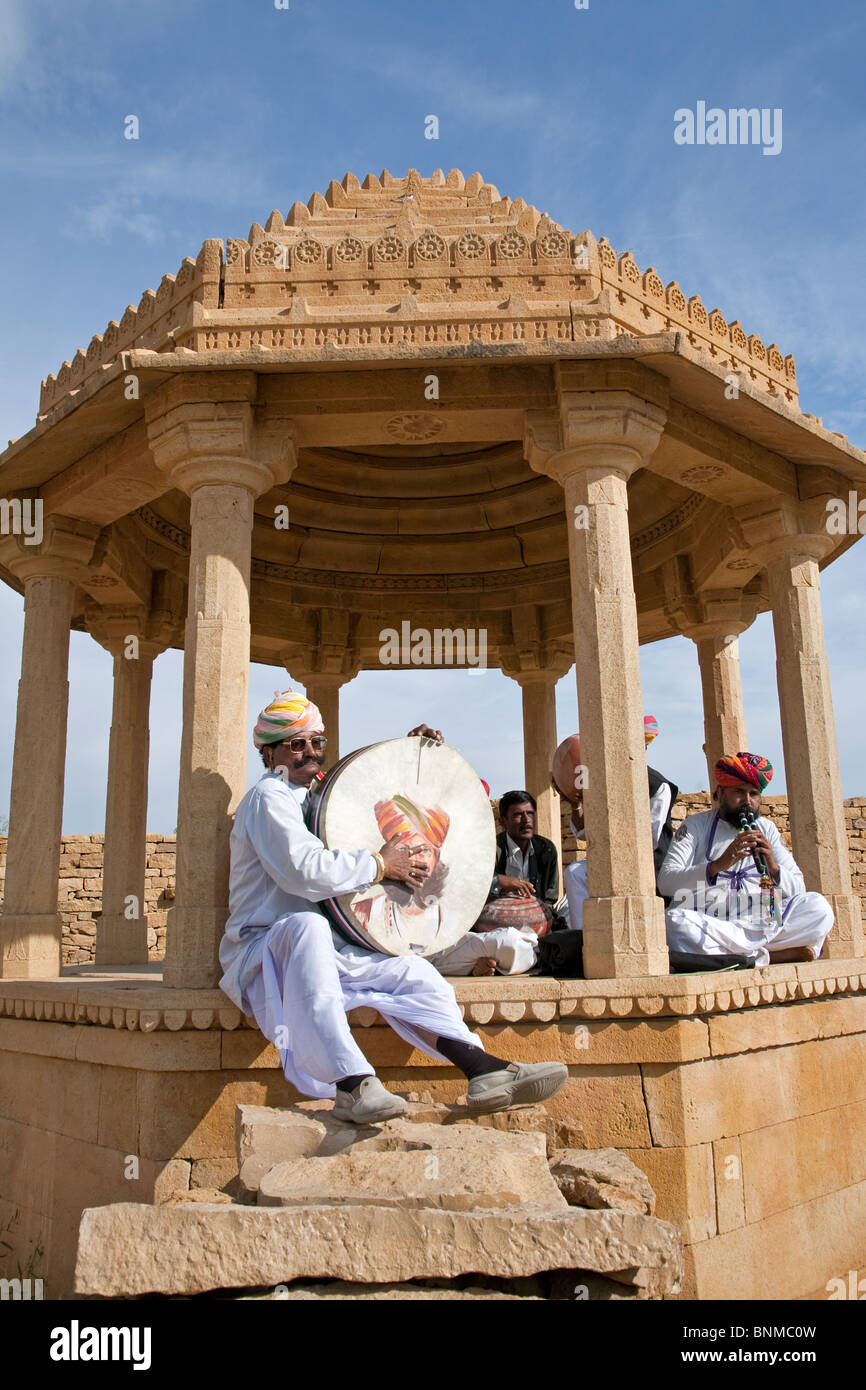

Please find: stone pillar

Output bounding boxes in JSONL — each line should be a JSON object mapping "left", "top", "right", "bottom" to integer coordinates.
{"left": 519, "top": 674, "right": 560, "bottom": 848}
{"left": 300, "top": 675, "right": 353, "bottom": 771}
{"left": 766, "top": 539, "right": 863, "bottom": 957}
{"left": 283, "top": 611, "right": 361, "bottom": 772}
{"left": 86, "top": 606, "right": 176, "bottom": 967}
{"left": 526, "top": 390, "right": 669, "bottom": 978}
{"left": 0, "top": 519, "right": 99, "bottom": 978}
{"left": 147, "top": 378, "right": 295, "bottom": 988}
{"left": 695, "top": 631, "right": 748, "bottom": 782}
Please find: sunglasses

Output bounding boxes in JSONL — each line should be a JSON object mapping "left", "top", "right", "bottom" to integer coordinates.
{"left": 278, "top": 735, "right": 328, "bottom": 753}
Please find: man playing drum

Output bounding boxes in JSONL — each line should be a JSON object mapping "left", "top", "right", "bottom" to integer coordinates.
{"left": 219, "top": 691, "right": 568, "bottom": 1126}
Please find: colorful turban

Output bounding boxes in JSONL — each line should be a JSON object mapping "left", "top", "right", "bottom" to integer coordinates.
{"left": 551, "top": 734, "right": 582, "bottom": 799}
{"left": 715, "top": 752, "right": 774, "bottom": 792}
{"left": 374, "top": 794, "right": 450, "bottom": 850}
{"left": 644, "top": 715, "right": 659, "bottom": 745}
{"left": 253, "top": 690, "right": 324, "bottom": 749}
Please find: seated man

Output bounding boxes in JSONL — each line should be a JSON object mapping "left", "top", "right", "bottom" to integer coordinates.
{"left": 657, "top": 751, "right": 834, "bottom": 966}
{"left": 553, "top": 716, "right": 677, "bottom": 930}
{"left": 429, "top": 789, "right": 559, "bottom": 978}
{"left": 219, "top": 691, "right": 568, "bottom": 1124}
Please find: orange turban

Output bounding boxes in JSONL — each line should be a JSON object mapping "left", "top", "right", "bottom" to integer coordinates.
{"left": 374, "top": 794, "right": 450, "bottom": 849}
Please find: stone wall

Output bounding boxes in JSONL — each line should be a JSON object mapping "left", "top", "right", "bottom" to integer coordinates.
{"left": 0, "top": 792, "right": 863, "bottom": 965}
{"left": 0, "top": 834, "right": 175, "bottom": 966}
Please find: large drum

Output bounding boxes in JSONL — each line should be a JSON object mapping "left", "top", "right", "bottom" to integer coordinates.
{"left": 305, "top": 737, "right": 495, "bottom": 956}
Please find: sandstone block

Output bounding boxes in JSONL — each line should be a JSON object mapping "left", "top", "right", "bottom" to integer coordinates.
{"left": 550, "top": 1148, "right": 656, "bottom": 1215}
{"left": 236, "top": 1103, "right": 549, "bottom": 1194}
{"left": 74, "top": 1201, "right": 684, "bottom": 1298}
{"left": 258, "top": 1145, "right": 565, "bottom": 1212}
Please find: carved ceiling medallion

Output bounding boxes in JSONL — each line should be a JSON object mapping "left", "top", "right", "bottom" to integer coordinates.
{"left": 385, "top": 413, "right": 446, "bottom": 443}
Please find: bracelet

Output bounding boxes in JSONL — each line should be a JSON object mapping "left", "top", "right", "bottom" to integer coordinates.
{"left": 371, "top": 852, "right": 385, "bottom": 884}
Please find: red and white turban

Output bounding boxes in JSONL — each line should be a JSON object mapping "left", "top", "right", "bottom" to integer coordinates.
{"left": 253, "top": 690, "right": 324, "bottom": 749}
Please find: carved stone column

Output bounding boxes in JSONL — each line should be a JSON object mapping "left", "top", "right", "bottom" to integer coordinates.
{"left": 86, "top": 600, "right": 179, "bottom": 966}
{"left": 0, "top": 518, "right": 99, "bottom": 978}
{"left": 147, "top": 376, "right": 295, "bottom": 988}
{"left": 526, "top": 387, "right": 669, "bottom": 978}
{"left": 283, "top": 608, "right": 361, "bottom": 771}
{"left": 674, "top": 594, "right": 756, "bottom": 786}
{"left": 500, "top": 621, "right": 572, "bottom": 893}
{"left": 765, "top": 534, "right": 862, "bottom": 958}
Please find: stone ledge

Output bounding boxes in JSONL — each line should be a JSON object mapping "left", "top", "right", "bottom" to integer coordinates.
{"left": 0, "top": 959, "right": 864, "bottom": 1031}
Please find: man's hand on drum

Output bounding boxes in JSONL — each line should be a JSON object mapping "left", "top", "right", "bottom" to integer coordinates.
{"left": 407, "top": 724, "right": 444, "bottom": 744}
{"left": 497, "top": 874, "right": 534, "bottom": 898}
{"left": 380, "top": 836, "right": 432, "bottom": 887}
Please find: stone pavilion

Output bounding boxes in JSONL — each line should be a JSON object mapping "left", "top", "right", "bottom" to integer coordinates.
{"left": 1, "top": 170, "right": 865, "bottom": 1299}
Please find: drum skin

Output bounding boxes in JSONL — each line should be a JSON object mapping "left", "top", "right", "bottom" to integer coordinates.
{"left": 305, "top": 738, "right": 495, "bottom": 956}
{"left": 474, "top": 896, "right": 553, "bottom": 937}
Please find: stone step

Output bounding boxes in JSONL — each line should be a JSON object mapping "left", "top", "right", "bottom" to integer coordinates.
{"left": 257, "top": 1144, "right": 567, "bottom": 1211}
{"left": 74, "top": 1201, "right": 683, "bottom": 1298}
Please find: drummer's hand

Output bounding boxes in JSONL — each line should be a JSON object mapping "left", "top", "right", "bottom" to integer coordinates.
{"left": 379, "top": 837, "right": 431, "bottom": 887}
{"left": 407, "top": 723, "right": 443, "bottom": 744}
{"left": 497, "top": 875, "right": 534, "bottom": 899}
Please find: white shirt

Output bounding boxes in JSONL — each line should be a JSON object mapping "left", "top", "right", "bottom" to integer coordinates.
{"left": 657, "top": 808, "right": 804, "bottom": 923}
{"left": 504, "top": 833, "right": 532, "bottom": 878}
{"left": 218, "top": 774, "right": 376, "bottom": 1008}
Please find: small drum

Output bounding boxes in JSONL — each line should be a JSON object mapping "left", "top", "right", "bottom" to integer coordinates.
{"left": 305, "top": 738, "right": 496, "bottom": 957}
{"left": 473, "top": 896, "right": 553, "bottom": 937}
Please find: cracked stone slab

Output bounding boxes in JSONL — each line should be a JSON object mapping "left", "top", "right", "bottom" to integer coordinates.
{"left": 74, "top": 1201, "right": 683, "bottom": 1298}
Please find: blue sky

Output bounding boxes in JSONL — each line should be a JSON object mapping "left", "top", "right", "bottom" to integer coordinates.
{"left": 0, "top": 0, "right": 864, "bottom": 831}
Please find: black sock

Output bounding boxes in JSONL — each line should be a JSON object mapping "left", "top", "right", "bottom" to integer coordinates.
{"left": 335, "top": 1073, "right": 373, "bottom": 1093}
{"left": 435, "top": 1036, "right": 510, "bottom": 1080}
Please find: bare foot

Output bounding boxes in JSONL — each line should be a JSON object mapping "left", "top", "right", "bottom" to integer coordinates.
{"left": 471, "top": 957, "right": 497, "bottom": 977}
{"left": 768, "top": 946, "right": 817, "bottom": 964}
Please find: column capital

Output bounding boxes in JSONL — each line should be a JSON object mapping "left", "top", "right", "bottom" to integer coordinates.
{"left": 500, "top": 645, "right": 572, "bottom": 687}
{"left": 282, "top": 607, "right": 361, "bottom": 686}
{"left": 84, "top": 600, "right": 180, "bottom": 660}
{"left": 733, "top": 497, "right": 836, "bottom": 568}
{"left": 0, "top": 514, "right": 101, "bottom": 584}
{"left": 674, "top": 589, "right": 761, "bottom": 644}
{"left": 525, "top": 391, "right": 667, "bottom": 486}
{"left": 146, "top": 387, "right": 297, "bottom": 497}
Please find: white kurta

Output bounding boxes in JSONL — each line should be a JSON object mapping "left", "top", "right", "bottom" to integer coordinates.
{"left": 219, "top": 773, "right": 482, "bottom": 1098}
{"left": 429, "top": 924, "right": 538, "bottom": 976}
{"left": 657, "top": 808, "right": 834, "bottom": 965}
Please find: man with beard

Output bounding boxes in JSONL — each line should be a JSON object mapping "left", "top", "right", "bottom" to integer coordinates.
{"left": 218, "top": 691, "right": 568, "bottom": 1124}
{"left": 657, "top": 752, "right": 834, "bottom": 965}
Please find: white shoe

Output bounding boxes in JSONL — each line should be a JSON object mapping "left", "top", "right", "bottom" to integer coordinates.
{"left": 332, "top": 1076, "right": 409, "bottom": 1125}
{"left": 466, "top": 1062, "right": 568, "bottom": 1115}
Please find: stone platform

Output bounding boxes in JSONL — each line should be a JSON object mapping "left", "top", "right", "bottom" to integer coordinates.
{"left": 2, "top": 959, "right": 866, "bottom": 1298}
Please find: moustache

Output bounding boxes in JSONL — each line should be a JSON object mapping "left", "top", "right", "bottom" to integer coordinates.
{"left": 292, "top": 753, "right": 325, "bottom": 767}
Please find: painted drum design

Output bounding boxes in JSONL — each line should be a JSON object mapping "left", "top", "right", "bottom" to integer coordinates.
{"left": 305, "top": 737, "right": 496, "bottom": 956}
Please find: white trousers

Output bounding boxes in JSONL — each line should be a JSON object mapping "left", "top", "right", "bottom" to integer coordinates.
{"left": 564, "top": 860, "right": 588, "bottom": 931}
{"left": 241, "top": 909, "right": 482, "bottom": 1099}
{"left": 665, "top": 891, "right": 834, "bottom": 967}
{"left": 429, "top": 926, "right": 538, "bottom": 977}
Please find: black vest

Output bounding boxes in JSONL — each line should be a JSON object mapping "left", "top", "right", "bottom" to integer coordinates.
{"left": 648, "top": 765, "right": 678, "bottom": 882}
